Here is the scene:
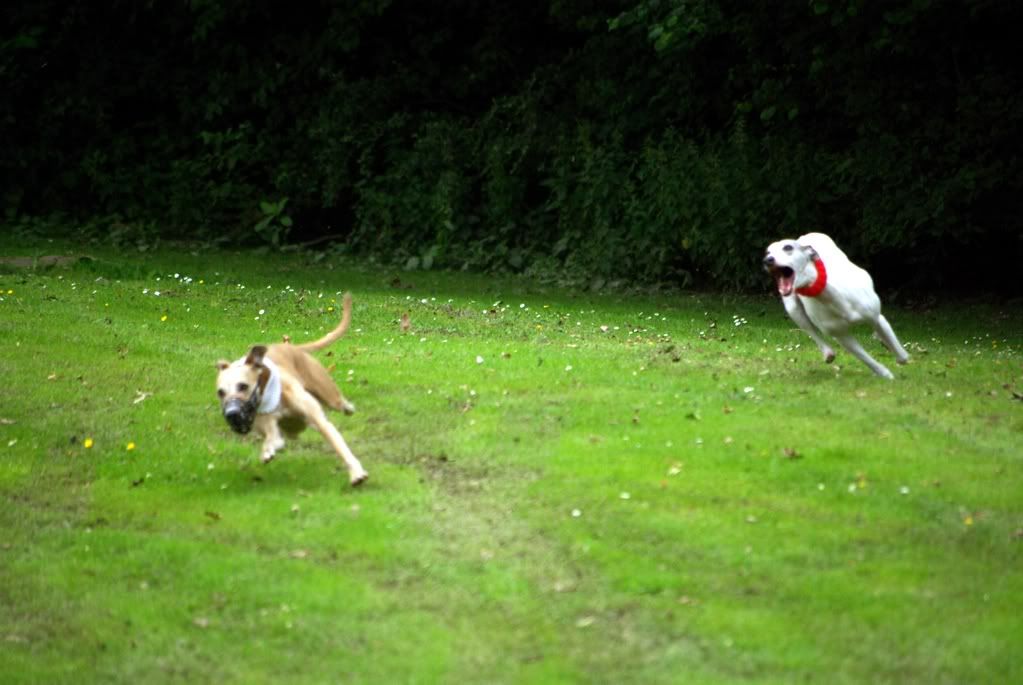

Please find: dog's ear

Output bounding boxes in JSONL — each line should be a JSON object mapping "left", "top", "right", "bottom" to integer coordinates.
{"left": 245, "top": 345, "right": 268, "bottom": 367}
{"left": 798, "top": 240, "right": 818, "bottom": 260}
{"left": 216, "top": 360, "right": 231, "bottom": 371}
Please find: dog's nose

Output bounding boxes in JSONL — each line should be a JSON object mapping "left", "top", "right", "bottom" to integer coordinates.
{"left": 763, "top": 255, "right": 775, "bottom": 267}
{"left": 223, "top": 403, "right": 250, "bottom": 434}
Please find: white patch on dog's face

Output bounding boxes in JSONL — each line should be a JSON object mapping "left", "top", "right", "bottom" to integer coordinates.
{"left": 764, "top": 239, "right": 813, "bottom": 296}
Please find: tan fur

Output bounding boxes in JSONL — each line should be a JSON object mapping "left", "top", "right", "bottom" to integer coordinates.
{"left": 215, "top": 292, "right": 367, "bottom": 486}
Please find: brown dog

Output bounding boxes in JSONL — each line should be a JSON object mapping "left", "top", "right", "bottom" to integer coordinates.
{"left": 215, "top": 293, "right": 368, "bottom": 486}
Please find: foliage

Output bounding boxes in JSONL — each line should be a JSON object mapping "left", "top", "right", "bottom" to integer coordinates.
{"left": 1, "top": 0, "right": 1020, "bottom": 290}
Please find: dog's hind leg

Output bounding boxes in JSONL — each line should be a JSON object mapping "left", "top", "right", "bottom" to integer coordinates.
{"left": 872, "top": 315, "right": 910, "bottom": 365}
{"left": 834, "top": 333, "right": 894, "bottom": 379}
{"left": 783, "top": 296, "right": 835, "bottom": 363}
{"left": 293, "top": 390, "right": 368, "bottom": 487}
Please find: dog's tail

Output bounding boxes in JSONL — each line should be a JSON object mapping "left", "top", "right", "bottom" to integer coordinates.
{"left": 296, "top": 292, "right": 353, "bottom": 352}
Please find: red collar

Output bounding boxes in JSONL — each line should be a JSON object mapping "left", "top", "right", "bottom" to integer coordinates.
{"left": 796, "top": 257, "right": 827, "bottom": 297}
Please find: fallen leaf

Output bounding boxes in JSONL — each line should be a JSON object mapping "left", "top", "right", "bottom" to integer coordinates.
{"left": 782, "top": 447, "right": 802, "bottom": 460}
{"left": 205, "top": 511, "right": 221, "bottom": 521}
{"left": 400, "top": 312, "right": 411, "bottom": 332}
{"left": 193, "top": 617, "right": 210, "bottom": 629}
{"left": 132, "top": 391, "right": 152, "bottom": 405}
{"left": 290, "top": 549, "right": 308, "bottom": 559}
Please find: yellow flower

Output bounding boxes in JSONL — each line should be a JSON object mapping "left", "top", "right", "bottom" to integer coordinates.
{"left": 84, "top": 438, "right": 94, "bottom": 449}
{"left": 160, "top": 314, "right": 168, "bottom": 322}
{"left": 327, "top": 306, "right": 335, "bottom": 312}
{"left": 964, "top": 516, "right": 974, "bottom": 526}
{"left": 126, "top": 442, "right": 136, "bottom": 451}
{"left": 6, "top": 290, "right": 12, "bottom": 295}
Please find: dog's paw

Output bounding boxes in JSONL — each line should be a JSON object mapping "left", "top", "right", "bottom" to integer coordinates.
{"left": 823, "top": 350, "right": 836, "bottom": 364}
{"left": 896, "top": 355, "right": 909, "bottom": 365}
{"left": 261, "top": 452, "right": 276, "bottom": 464}
{"left": 349, "top": 471, "right": 369, "bottom": 487}
{"left": 341, "top": 400, "right": 356, "bottom": 416}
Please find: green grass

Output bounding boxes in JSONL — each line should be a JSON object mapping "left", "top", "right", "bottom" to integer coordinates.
{"left": 1, "top": 238, "right": 1020, "bottom": 684}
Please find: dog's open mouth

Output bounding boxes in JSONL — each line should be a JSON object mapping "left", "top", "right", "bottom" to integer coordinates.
{"left": 769, "top": 266, "right": 796, "bottom": 297}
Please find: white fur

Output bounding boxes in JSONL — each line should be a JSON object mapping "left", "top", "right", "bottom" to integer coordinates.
{"left": 764, "top": 232, "right": 909, "bottom": 379}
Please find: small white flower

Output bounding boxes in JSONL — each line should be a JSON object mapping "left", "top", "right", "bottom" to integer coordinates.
{"left": 258, "top": 309, "right": 265, "bottom": 315}
{"left": 476, "top": 355, "right": 484, "bottom": 364}
{"left": 571, "top": 509, "right": 582, "bottom": 518}
{"left": 565, "top": 364, "right": 573, "bottom": 372}
{"left": 619, "top": 492, "right": 631, "bottom": 500}
{"left": 743, "top": 386, "right": 754, "bottom": 393}
{"left": 899, "top": 486, "right": 910, "bottom": 495}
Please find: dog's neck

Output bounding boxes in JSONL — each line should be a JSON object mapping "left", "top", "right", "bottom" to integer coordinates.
{"left": 796, "top": 257, "right": 828, "bottom": 297}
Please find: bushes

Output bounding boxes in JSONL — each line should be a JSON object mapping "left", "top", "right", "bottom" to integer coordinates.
{"left": 2, "top": 0, "right": 1020, "bottom": 291}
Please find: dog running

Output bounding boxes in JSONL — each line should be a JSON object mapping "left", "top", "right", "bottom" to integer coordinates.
{"left": 215, "top": 293, "right": 368, "bottom": 486}
{"left": 763, "top": 232, "right": 909, "bottom": 379}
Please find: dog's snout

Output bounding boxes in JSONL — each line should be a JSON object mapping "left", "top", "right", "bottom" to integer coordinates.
{"left": 223, "top": 401, "right": 252, "bottom": 434}
{"left": 763, "top": 255, "right": 775, "bottom": 267}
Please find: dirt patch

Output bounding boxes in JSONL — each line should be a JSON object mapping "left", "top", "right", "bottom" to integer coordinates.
{"left": 0, "top": 255, "right": 93, "bottom": 270}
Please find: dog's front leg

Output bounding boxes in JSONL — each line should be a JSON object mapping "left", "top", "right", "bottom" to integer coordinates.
{"left": 834, "top": 333, "right": 894, "bottom": 379}
{"left": 255, "top": 416, "right": 285, "bottom": 464}
{"left": 782, "top": 295, "right": 835, "bottom": 363}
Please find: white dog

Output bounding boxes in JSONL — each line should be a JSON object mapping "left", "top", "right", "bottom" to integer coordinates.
{"left": 763, "top": 232, "right": 909, "bottom": 379}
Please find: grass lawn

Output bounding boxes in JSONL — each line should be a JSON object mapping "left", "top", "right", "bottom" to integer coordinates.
{"left": 1, "top": 237, "right": 1020, "bottom": 684}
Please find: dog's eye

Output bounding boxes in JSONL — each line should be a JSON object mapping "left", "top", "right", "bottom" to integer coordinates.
{"left": 783, "top": 244, "right": 794, "bottom": 253}
{"left": 217, "top": 389, "right": 226, "bottom": 399}
{"left": 237, "top": 383, "right": 249, "bottom": 393}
